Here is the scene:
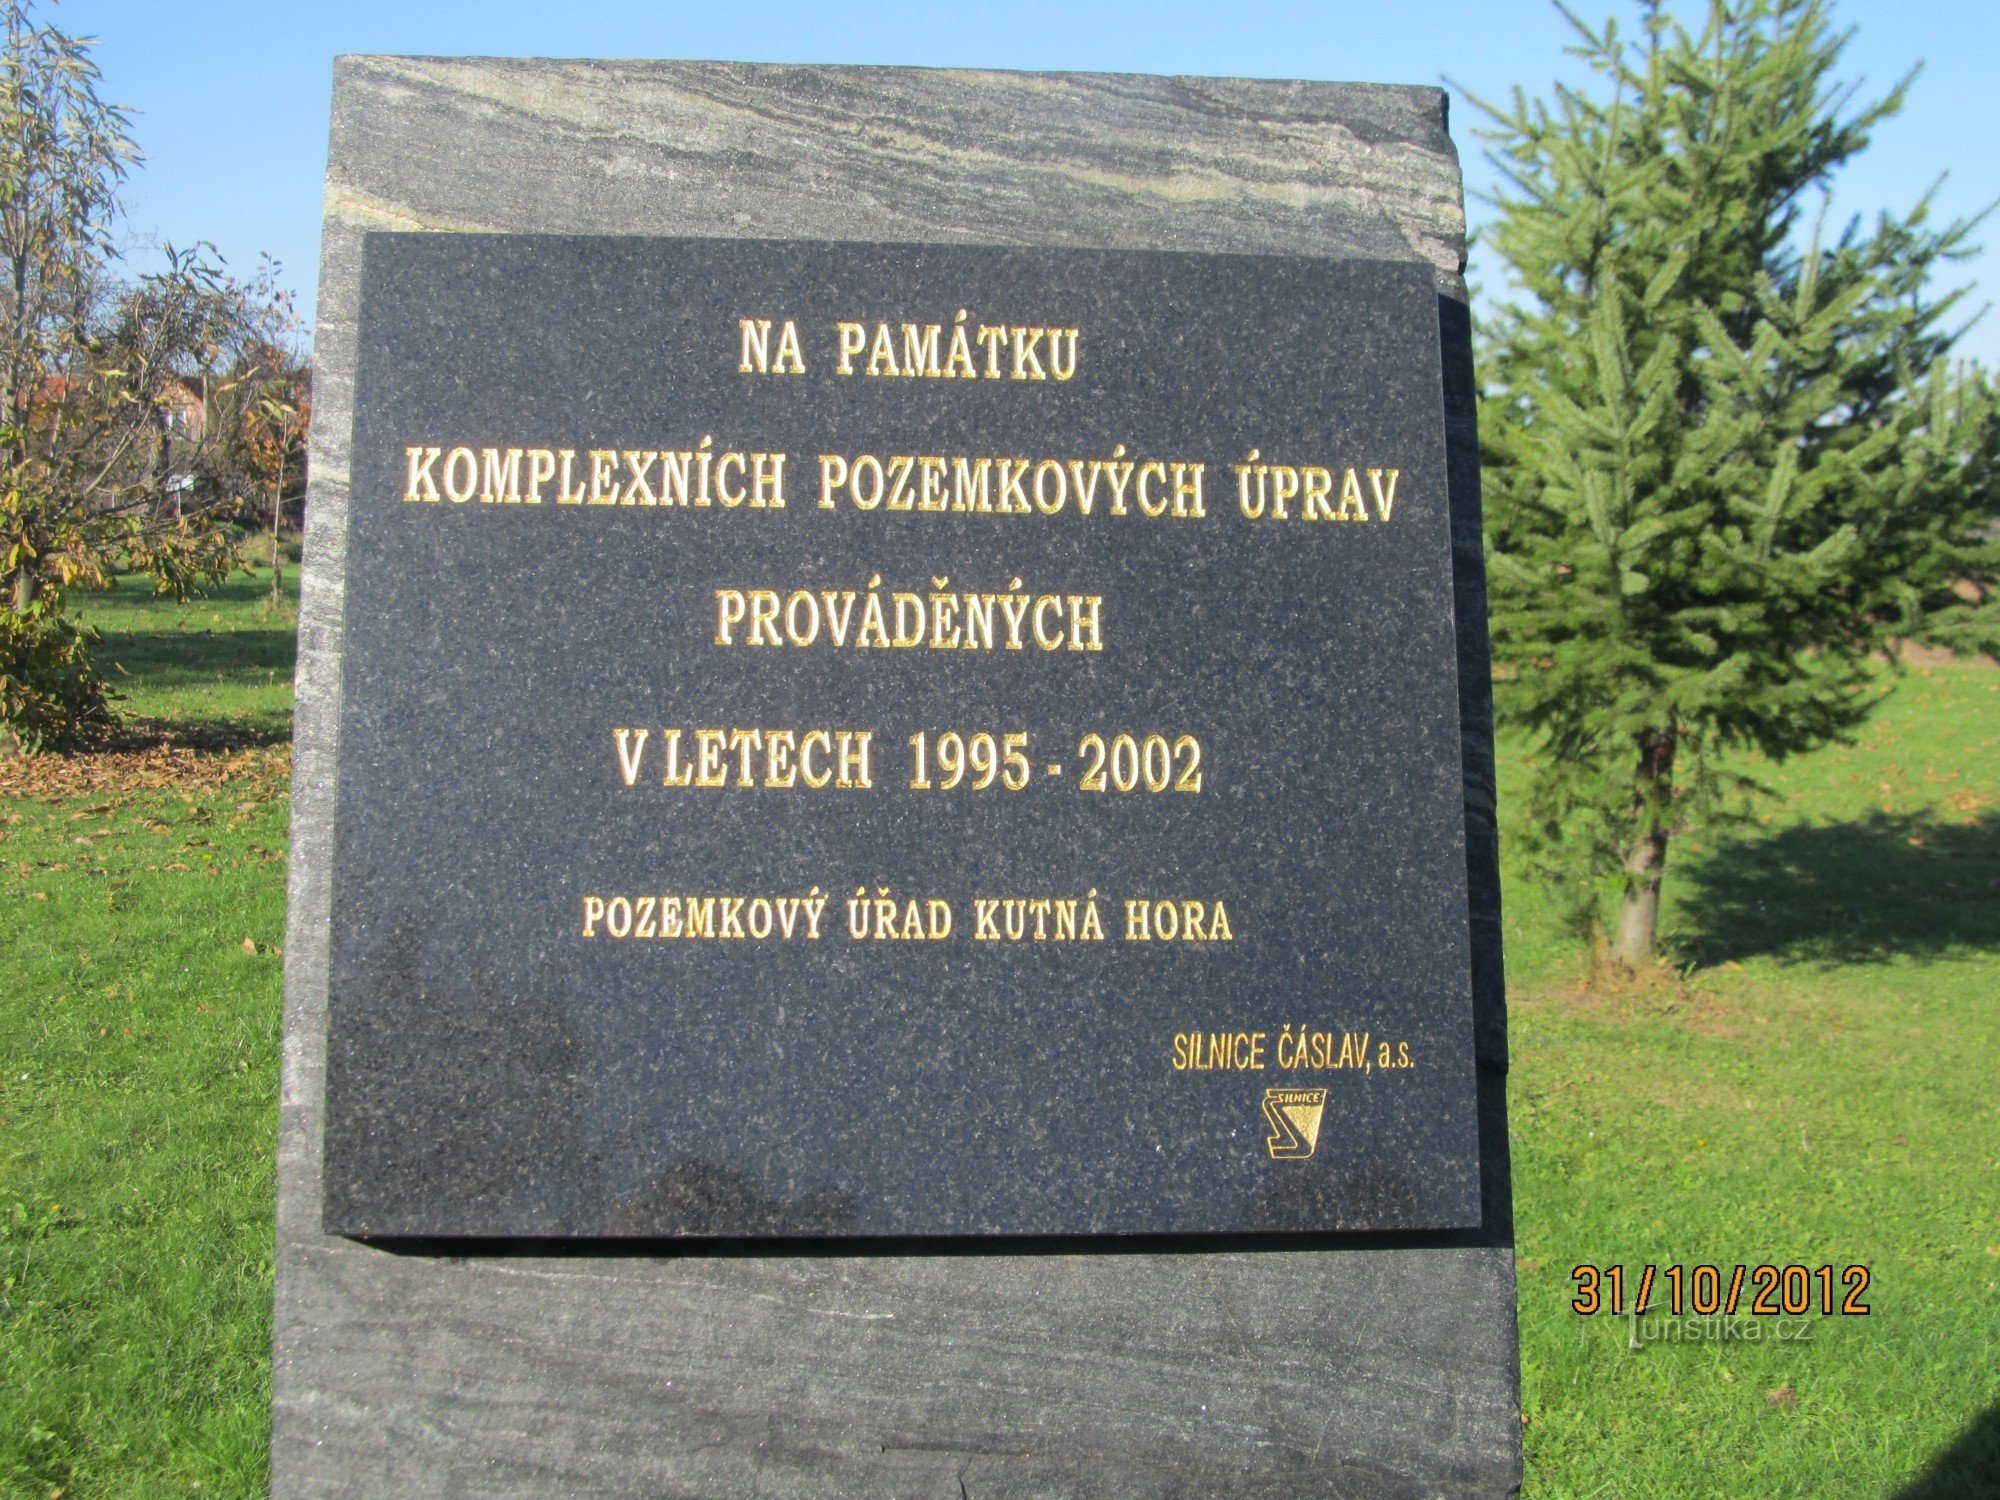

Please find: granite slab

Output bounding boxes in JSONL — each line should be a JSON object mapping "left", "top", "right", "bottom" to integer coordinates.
{"left": 323, "top": 236, "right": 1479, "bottom": 1239}
{"left": 277, "top": 58, "right": 1519, "bottom": 1496}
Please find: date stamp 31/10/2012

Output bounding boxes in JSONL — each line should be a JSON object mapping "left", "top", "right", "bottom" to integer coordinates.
{"left": 1568, "top": 1264, "right": 1872, "bottom": 1318}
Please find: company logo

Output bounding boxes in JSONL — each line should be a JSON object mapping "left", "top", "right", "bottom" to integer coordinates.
{"left": 1261, "top": 1087, "right": 1327, "bottom": 1159}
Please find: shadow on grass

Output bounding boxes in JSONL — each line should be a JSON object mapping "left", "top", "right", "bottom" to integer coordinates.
{"left": 97, "top": 625, "right": 296, "bottom": 696}
{"left": 1671, "top": 810, "right": 2000, "bottom": 968}
{"left": 193, "top": 569, "right": 298, "bottom": 609}
{"left": 102, "top": 716, "right": 291, "bottom": 752}
{"left": 85, "top": 567, "right": 297, "bottom": 615}
{"left": 1895, "top": 1403, "right": 2000, "bottom": 1499}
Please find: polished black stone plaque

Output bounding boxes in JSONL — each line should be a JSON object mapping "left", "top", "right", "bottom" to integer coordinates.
{"left": 322, "top": 234, "right": 1481, "bottom": 1238}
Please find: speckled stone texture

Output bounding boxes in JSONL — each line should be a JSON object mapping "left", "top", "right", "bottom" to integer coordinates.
{"left": 279, "top": 58, "right": 1519, "bottom": 1496}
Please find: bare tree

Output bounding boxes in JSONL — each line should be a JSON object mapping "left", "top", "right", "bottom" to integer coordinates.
{"left": 0, "top": 0, "right": 287, "bottom": 749}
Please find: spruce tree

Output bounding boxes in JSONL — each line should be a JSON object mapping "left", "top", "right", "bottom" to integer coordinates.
{"left": 1472, "top": 0, "right": 1999, "bottom": 963}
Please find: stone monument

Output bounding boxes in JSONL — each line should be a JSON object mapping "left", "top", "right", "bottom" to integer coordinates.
{"left": 279, "top": 57, "right": 1519, "bottom": 1495}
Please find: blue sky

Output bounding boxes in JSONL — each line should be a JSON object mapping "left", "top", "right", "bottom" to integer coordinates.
{"left": 65, "top": 0, "right": 2000, "bottom": 366}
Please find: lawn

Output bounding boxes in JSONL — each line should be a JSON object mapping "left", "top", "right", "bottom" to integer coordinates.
{"left": 1501, "top": 665, "right": 2000, "bottom": 1497}
{"left": 1, "top": 572, "right": 293, "bottom": 1498}
{"left": 1, "top": 570, "right": 1995, "bottom": 1496}
{"left": 77, "top": 570, "right": 297, "bottom": 745}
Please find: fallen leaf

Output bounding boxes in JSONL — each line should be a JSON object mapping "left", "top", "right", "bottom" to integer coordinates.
{"left": 243, "top": 937, "right": 257, "bottom": 955}
{"left": 1766, "top": 1385, "right": 1799, "bottom": 1410}
{"left": 0, "top": 725, "right": 288, "bottom": 802}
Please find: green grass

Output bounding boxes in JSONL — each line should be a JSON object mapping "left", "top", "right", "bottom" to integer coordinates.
{"left": 1, "top": 570, "right": 292, "bottom": 1499}
{"left": 77, "top": 570, "right": 298, "bottom": 743}
{"left": 1, "top": 572, "right": 1995, "bottom": 1496}
{"left": 1504, "top": 665, "right": 2000, "bottom": 1498}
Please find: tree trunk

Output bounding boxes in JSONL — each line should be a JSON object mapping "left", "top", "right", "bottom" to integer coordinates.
{"left": 1611, "top": 730, "right": 1677, "bottom": 965}
{"left": 270, "top": 478, "right": 284, "bottom": 603}
{"left": 1613, "top": 825, "right": 1669, "bottom": 964}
